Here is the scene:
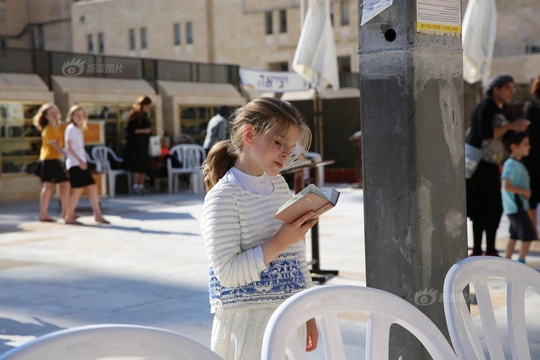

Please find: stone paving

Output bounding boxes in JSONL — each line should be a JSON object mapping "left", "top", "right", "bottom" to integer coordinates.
{"left": 1, "top": 184, "right": 539, "bottom": 358}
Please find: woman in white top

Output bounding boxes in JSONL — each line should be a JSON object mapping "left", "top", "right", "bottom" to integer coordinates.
{"left": 64, "top": 105, "right": 109, "bottom": 225}
{"left": 201, "top": 97, "right": 318, "bottom": 359}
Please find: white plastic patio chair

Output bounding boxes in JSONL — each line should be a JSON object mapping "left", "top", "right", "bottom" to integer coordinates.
{"left": 84, "top": 150, "right": 100, "bottom": 171}
{"left": 443, "top": 257, "right": 540, "bottom": 360}
{"left": 91, "top": 145, "right": 132, "bottom": 197}
{"left": 167, "top": 144, "right": 206, "bottom": 194}
{"left": 0, "top": 324, "right": 222, "bottom": 360}
{"left": 261, "top": 284, "right": 457, "bottom": 360}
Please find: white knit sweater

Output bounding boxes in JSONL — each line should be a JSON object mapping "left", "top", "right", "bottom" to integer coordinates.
{"left": 201, "top": 175, "right": 313, "bottom": 312}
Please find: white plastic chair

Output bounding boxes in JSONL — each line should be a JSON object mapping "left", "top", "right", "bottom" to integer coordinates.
{"left": 443, "top": 257, "right": 540, "bottom": 360}
{"left": 0, "top": 324, "right": 222, "bottom": 360}
{"left": 261, "top": 284, "right": 457, "bottom": 360}
{"left": 91, "top": 145, "right": 132, "bottom": 197}
{"left": 167, "top": 144, "right": 206, "bottom": 194}
{"left": 84, "top": 150, "right": 100, "bottom": 171}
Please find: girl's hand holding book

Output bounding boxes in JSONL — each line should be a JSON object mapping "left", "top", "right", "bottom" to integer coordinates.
{"left": 261, "top": 211, "right": 318, "bottom": 266}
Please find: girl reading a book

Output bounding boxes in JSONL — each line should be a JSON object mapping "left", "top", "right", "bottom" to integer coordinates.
{"left": 201, "top": 97, "right": 318, "bottom": 359}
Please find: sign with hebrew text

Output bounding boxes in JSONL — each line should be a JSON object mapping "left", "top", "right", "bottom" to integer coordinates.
{"left": 239, "top": 68, "right": 311, "bottom": 92}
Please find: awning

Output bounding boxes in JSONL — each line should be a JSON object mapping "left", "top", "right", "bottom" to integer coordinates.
{"left": 157, "top": 81, "right": 246, "bottom": 106}
{"left": 0, "top": 73, "right": 53, "bottom": 101}
{"left": 52, "top": 75, "right": 156, "bottom": 103}
{"left": 51, "top": 76, "right": 162, "bottom": 131}
{"left": 281, "top": 88, "right": 359, "bottom": 101}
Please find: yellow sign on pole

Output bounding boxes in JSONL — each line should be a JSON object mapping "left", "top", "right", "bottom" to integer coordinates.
{"left": 416, "top": 0, "right": 461, "bottom": 36}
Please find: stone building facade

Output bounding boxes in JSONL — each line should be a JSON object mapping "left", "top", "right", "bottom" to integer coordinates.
{"left": 70, "top": 0, "right": 359, "bottom": 73}
{"left": 2, "top": 0, "right": 539, "bottom": 83}
{"left": 461, "top": 0, "right": 540, "bottom": 84}
{"left": 1, "top": 0, "right": 539, "bottom": 201}
{"left": 0, "top": 0, "right": 72, "bottom": 51}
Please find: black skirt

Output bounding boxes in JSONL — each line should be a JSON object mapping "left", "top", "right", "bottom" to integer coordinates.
{"left": 34, "top": 160, "right": 69, "bottom": 183}
{"left": 466, "top": 160, "right": 503, "bottom": 229}
{"left": 68, "top": 166, "right": 96, "bottom": 188}
{"left": 123, "top": 139, "right": 151, "bottom": 173}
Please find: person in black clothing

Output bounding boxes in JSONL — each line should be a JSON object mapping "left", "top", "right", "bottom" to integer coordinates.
{"left": 123, "top": 95, "right": 153, "bottom": 194}
{"left": 523, "top": 76, "right": 540, "bottom": 232}
{"left": 466, "top": 74, "right": 529, "bottom": 256}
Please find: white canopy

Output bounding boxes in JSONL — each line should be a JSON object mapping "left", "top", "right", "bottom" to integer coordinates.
{"left": 292, "top": 0, "right": 339, "bottom": 90}
{"left": 462, "top": 0, "right": 497, "bottom": 84}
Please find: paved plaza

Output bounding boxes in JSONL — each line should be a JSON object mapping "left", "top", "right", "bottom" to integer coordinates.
{"left": 1, "top": 184, "right": 540, "bottom": 358}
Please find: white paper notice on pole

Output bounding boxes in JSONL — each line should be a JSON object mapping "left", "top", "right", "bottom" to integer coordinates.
{"left": 360, "top": 0, "right": 393, "bottom": 26}
{"left": 417, "top": 0, "right": 461, "bottom": 36}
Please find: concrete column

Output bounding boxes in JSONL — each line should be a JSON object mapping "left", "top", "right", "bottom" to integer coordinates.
{"left": 358, "top": 1, "right": 467, "bottom": 358}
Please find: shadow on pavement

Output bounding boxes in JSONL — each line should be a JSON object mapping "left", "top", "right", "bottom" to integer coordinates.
{"left": 0, "top": 274, "right": 211, "bottom": 355}
{"left": 0, "top": 318, "right": 65, "bottom": 354}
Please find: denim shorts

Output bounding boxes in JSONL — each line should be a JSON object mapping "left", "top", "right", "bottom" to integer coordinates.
{"left": 508, "top": 211, "right": 537, "bottom": 241}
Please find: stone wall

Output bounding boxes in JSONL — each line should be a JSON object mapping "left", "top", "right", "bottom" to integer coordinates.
{"left": 70, "top": 0, "right": 359, "bottom": 71}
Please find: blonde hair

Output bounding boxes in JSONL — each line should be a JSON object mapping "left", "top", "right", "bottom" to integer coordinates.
{"left": 202, "top": 97, "right": 311, "bottom": 190}
{"left": 33, "top": 103, "right": 60, "bottom": 131}
{"left": 66, "top": 105, "right": 88, "bottom": 131}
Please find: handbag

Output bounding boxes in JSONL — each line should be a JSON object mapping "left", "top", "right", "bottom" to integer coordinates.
{"left": 480, "top": 113, "right": 509, "bottom": 166}
{"left": 464, "top": 112, "right": 511, "bottom": 179}
{"left": 480, "top": 137, "right": 505, "bottom": 166}
{"left": 464, "top": 142, "right": 484, "bottom": 179}
{"left": 464, "top": 124, "right": 494, "bottom": 179}
{"left": 148, "top": 135, "right": 161, "bottom": 157}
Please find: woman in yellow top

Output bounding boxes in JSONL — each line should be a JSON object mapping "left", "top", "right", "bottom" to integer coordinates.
{"left": 33, "top": 103, "right": 70, "bottom": 222}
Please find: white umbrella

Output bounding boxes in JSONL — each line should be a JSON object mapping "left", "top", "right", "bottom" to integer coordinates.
{"left": 293, "top": 0, "right": 339, "bottom": 90}
{"left": 462, "top": 0, "right": 497, "bottom": 84}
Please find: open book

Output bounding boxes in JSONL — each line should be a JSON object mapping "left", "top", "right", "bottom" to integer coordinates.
{"left": 275, "top": 184, "right": 340, "bottom": 223}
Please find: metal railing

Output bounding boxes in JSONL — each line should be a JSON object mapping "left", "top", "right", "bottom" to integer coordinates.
{"left": 0, "top": 48, "right": 240, "bottom": 88}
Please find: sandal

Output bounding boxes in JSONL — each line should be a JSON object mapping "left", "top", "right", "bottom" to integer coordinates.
{"left": 39, "top": 217, "right": 56, "bottom": 223}
{"left": 65, "top": 219, "right": 83, "bottom": 226}
{"left": 96, "top": 218, "right": 110, "bottom": 224}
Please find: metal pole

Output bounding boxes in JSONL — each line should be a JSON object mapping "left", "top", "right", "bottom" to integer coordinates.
{"left": 317, "top": 92, "right": 324, "bottom": 157}
{"left": 312, "top": 89, "right": 323, "bottom": 155}
{"left": 359, "top": 0, "right": 466, "bottom": 358}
